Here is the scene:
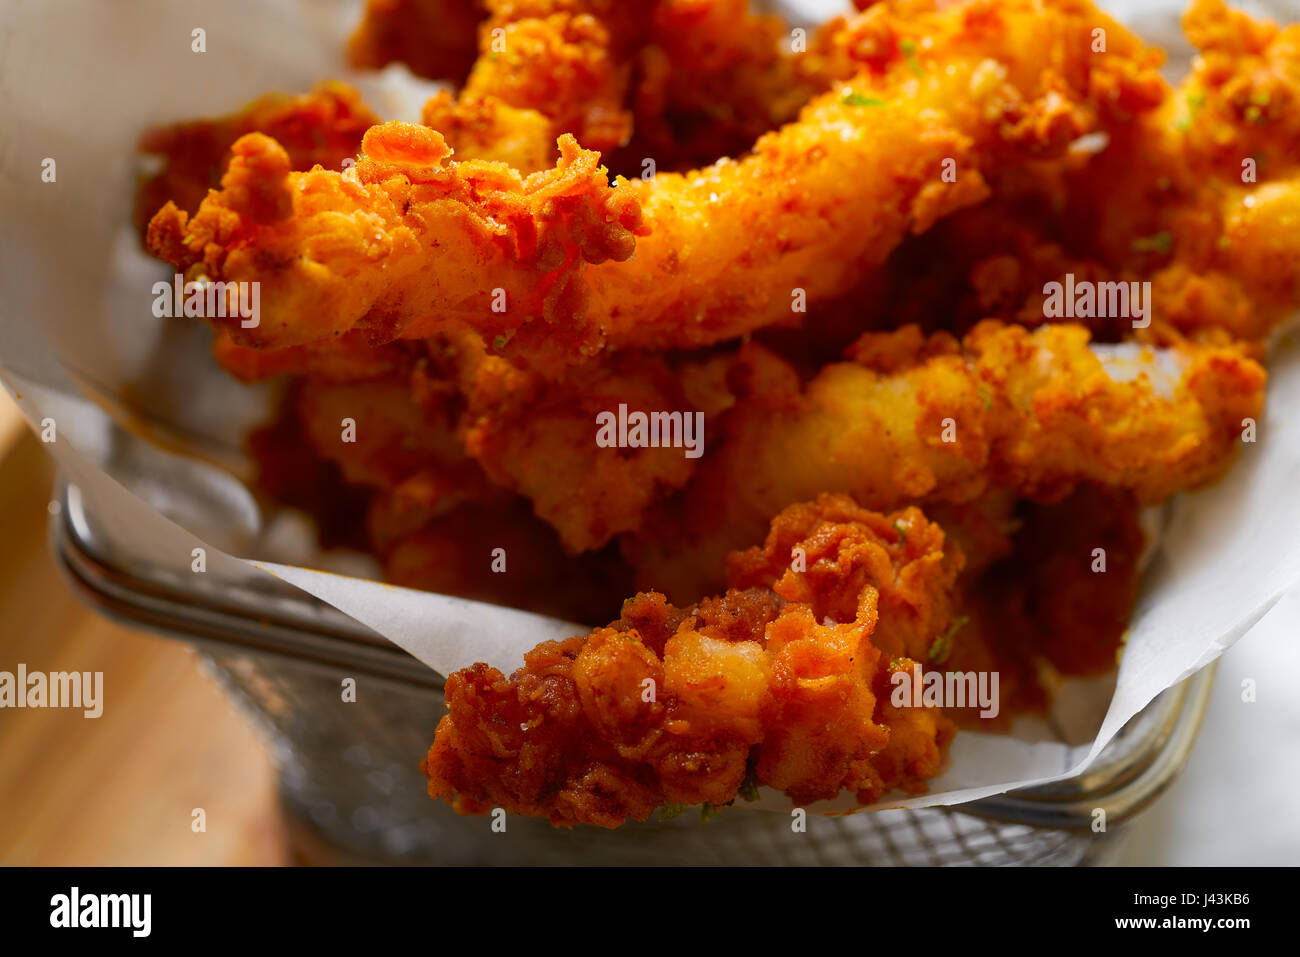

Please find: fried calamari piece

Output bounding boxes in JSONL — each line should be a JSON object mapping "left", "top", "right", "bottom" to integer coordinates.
{"left": 402, "top": 2, "right": 655, "bottom": 173}
{"left": 627, "top": 322, "right": 1263, "bottom": 599}
{"left": 940, "top": 485, "right": 1145, "bottom": 728}
{"left": 253, "top": 374, "right": 634, "bottom": 622}
{"left": 133, "top": 82, "right": 378, "bottom": 241}
{"left": 380, "top": 500, "right": 634, "bottom": 623}
{"left": 146, "top": 0, "right": 1164, "bottom": 370}
{"left": 147, "top": 127, "right": 645, "bottom": 367}
{"left": 240, "top": 320, "right": 703, "bottom": 559}
{"left": 1048, "top": 0, "right": 1300, "bottom": 342}
{"left": 458, "top": 2, "right": 642, "bottom": 154}
{"left": 581, "top": 0, "right": 1160, "bottom": 354}
{"left": 426, "top": 327, "right": 699, "bottom": 553}
{"left": 376, "top": 1, "right": 818, "bottom": 175}
{"left": 772, "top": 2, "right": 1298, "bottom": 351}
{"left": 422, "top": 496, "right": 960, "bottom": 827}
{"left": 295, "top": 375, "right": 474, "bottom": 492}
{"left": 348, "top": 0, "right": 487, "bottom": 85}
{"left": 1178, "top": 0, "right": 1300, "bottom": 178}
{"left": 247, "top": 390, "right": 377, "bottom": 552}
{"left": 727, "top": 496, "right": 960, "bottom": 663}
{"left": 986, "top": 485, "right": 1144, "bottom": 679}
{"left": 1137, "top": 179, "right": 1300, "bottom": 346}
{"left": 605, "top": 0, "right": 827, "bottom": 174}
{"left": 419, "top": 91, "right": 558, "bottom": 172}
{"left": 211, "top": 330, "right": 415, "bottom": 384}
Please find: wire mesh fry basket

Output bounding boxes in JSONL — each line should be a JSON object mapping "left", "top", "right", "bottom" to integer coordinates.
{"left": 53, "top": 479, "right": 1214, "bottom": 866}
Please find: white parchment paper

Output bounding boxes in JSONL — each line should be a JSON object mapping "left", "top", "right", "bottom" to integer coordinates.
{"left": 1, "top": 0, "right": 1297, "bottom": 813}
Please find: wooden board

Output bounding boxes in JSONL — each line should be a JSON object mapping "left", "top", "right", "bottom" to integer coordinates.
{"left": 0, "top": 394, "right": 288, "bottom": 865}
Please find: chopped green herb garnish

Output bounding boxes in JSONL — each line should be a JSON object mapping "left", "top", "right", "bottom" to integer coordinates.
{"left": 701, "top": 803, "right": 725, "bottom": 822}
{"left": 1131, "top": 231, "right": 1173, "bottom": 255}
{"left": 928, "top": 615, "right": 970, "bottom": 665}
{"left": 1174, "top": 90, "right": 1206, "bottom": 132}
{"left": 843, "top": 92, "right": 887, "bottom": 108}
{"left": 928, "top": 635, "right": 950, "bottom": 664}
{"left": 658, "top": 803, "right": 688, "bottom": 821}
{"left": 893, "top": 521, "right": 908, "bottom": 545}
{"left": 738, "top": 772, "right": 760, "bottom": 803}
{"left": 900, "top": 38, "right": 924, "bottom": 77}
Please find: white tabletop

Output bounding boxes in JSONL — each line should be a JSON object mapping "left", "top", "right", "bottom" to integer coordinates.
{"left": 1120, "top": 588, "right": 1300, "bottom": 865}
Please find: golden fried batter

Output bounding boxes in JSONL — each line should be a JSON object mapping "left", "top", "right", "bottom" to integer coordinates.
{"left": 628, "top": 322, "right": 1263, "bottom": 600}
{"left": 127, "top": 0, "right": 1294, "bottom": 834}
{"left": 1053, "top": 0, "right": 1300, "bottom": 343}
{"left": 133, "top": 83, "right": 378, "bottom": 242}
{"left": 348, "top": 0, "right": 486, "bottom": 85}
{"left": 423, "top": 495, "right": 960, "bottom": 827}
{"left": 445, "top": 339, "right": 700, "bottom": 553}
{"left": 147, "top": 0, "right": 1164, "bottom": 372}
{"left": 147, "top": 127, "right": 645, "bottom": 366}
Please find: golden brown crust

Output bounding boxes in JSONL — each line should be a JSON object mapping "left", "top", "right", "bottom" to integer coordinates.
{"left": 146, "top": 0, "right": 1166, "bottom": 371}
{"left": 626, "top": 321, "right": 1264, "bottom": 603}
{"left": 146, "top": 126, "right": 645, "bottom": 368}
{"left": 347, "top": 0, "right": 487, "bottom": 84}
{"left": 131, "top": 0, "right": 1295, "bottom": 834}
{"left": 422, "top": 495, "right": 959, "bottom": 827}
{"left": 133, "top": 83, "right": 379, "bottom": 242}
